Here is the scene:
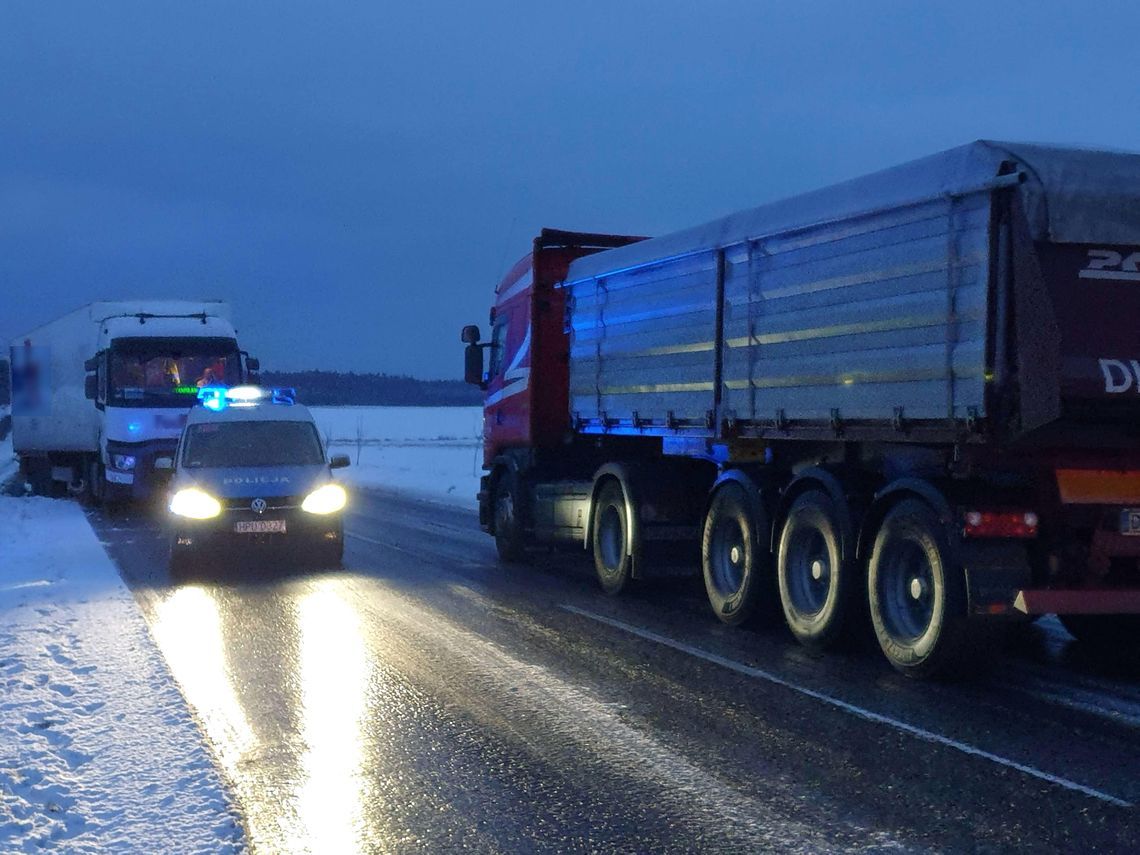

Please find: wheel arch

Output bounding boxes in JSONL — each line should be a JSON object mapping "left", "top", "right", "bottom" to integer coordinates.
{"left": 706, "top": 468, "right": 774, "bottom": 535}
{"left": 857, "top": 477, "right": 953, "bottom": 564}
{"left": 775, "top": 467, "right": 857, "bottom": 561}
{"left": 584, "top": 463, "right": 642, "bottom": 561}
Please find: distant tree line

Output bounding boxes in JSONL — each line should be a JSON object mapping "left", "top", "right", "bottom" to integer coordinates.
{"left": 260, "top": 370, "right": 481, "bottom": 407}
{"left": 0, "top": 358, "right": 8, "bottom": 406}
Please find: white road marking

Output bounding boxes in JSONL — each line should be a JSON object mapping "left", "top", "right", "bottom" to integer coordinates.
{"left": 560, "top": 604, "right": 1133, "bottom": 808}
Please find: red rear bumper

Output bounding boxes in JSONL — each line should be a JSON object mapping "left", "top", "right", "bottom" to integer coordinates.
{"left": 1013, "top": 589, "right": 1140, "bottom": 615}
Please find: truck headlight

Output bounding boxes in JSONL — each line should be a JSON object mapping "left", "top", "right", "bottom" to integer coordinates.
{"left": 169, "top": 488, "right": 222, "bottom": 519}
{"left": 302, "top": 484, "right": 347, "bottom": 515}
{"left": 112, "top": 454, "right": 137, "bottom": 471}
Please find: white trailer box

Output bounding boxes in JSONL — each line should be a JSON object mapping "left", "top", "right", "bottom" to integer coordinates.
{"left": 9, "top": 300, "right": 255, "bottom": 500}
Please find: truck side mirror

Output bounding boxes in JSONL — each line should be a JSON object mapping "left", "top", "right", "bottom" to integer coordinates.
{"left": 464, "top": 344, "right": 485, "bottom": 387}
{"left": 84, "top": 356, "right": 99, "bottom": 372}
{"left": 246, "top": 356, "right": 260, "bottom": 372}
{"left": 84, "top": 374, "right": 98, "bottom": 400}
{"left": 461, "top": 325, "right": 481, "bottom": 344}
{"left": 329, "top": 454, "right": 350, "bottom": 469}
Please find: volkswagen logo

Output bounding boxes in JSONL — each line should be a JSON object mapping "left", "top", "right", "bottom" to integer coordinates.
{"left": 250, "top": 497, "right": 267, "bottom": 514}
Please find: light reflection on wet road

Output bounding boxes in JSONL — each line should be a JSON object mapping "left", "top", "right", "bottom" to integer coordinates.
{"left": 94, "top": 491, "right": 1140, "bottom": 853}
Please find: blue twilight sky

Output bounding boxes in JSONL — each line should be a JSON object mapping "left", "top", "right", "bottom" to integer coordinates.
{"left": 2, "top": 1, "right": 1138, "bottom": 379}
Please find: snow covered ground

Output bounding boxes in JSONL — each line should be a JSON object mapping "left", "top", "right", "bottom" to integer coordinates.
{"left": 311, "top": 406, "right": 483, "bottom": 509}
{"left": 0, "top": 405, "right": 481, "bottom": 851}
{"left": 0, "top": 498, "right": 244, "bottom": 852}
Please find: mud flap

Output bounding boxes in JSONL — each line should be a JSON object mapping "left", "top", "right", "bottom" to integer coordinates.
{"left": 960, "top": 540, "right": 1033, "bottom": 619}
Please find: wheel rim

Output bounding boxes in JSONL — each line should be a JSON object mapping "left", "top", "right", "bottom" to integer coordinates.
{"left": 495, "top": 489, "right": 514, "bottom": 536}
{"left": 598, "top": 504, "right": 624, "bottom": 573}
{"left": 785, "top": 527, "right": 832, "bottom": 617}
{"left": 878, "top": 538, "right": 936, "bottom": 642}
{"left": 709, "top": 515, "right": 747, "bottom": 596}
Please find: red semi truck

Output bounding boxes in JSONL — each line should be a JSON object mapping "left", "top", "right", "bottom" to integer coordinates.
{"left": 462, "top": 141, "right": 1140, "bottom": 678}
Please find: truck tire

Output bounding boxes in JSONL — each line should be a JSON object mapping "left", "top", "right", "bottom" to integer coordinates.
{"left": 702, "top": 482, "right": 771, "bottom": 626}
{"left": 777, "top": 491, "right": 855, "bottom": 649}
{"left": 592, "top": 481, "right": 633, "bottom": 595}
{"left": 1058, "top": 614, "right": 1140, "bottom": 653}
{"left": 493, "top": 473, "right": 529, "bottom": 564}
{"left": 867, "top": 499, "right": 971, "bottom": 679}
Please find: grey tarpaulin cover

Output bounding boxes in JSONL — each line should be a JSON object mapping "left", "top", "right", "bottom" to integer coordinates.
{"left": 567, "top": 140, "right": 1140, "bottom": 285}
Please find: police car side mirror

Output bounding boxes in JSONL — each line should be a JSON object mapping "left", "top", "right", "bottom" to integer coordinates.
{"left": 154, "top": 456, "right": 174, "bottom": 470}
{"left": 329, "top": 454, "right": 350, "bottom": 469}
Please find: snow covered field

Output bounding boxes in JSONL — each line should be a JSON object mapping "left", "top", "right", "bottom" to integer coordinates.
{"left": 0, "top": 405, "right": 481, "bottom": 851}
{"left": 0, "top": 498, "right": 243, "bottom": 853}
{"left": 310, "top": 406, "right": 483, "bottom": 509}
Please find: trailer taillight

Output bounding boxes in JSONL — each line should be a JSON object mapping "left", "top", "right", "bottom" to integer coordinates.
{"left": 962, "top": 510, "right": 1039, "bottom": 539}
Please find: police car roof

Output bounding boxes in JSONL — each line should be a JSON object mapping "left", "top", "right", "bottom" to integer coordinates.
{"left": 186, "top": 400, "right": 317, "bottom": 425}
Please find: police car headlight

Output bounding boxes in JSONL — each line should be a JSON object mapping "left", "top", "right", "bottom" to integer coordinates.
{"left": 302, "top": 484, "right": 347, "bottom": 515}
{"left": 169, "top": 488, "right": 222, "bottom": 520}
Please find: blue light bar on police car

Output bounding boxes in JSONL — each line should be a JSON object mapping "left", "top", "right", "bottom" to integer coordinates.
{"left": 196, "top": 386, "right": 296, "bottom": 411}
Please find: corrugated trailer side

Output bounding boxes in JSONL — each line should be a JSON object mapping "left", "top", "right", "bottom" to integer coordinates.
{"left": 723, "top": 191, "right": 991, "bottom": 430}
{"left": 566, "top": 182, "right": 1000, "bottom": 440}
{"left": 568, "top": 250, "right": 719, "bottom": 428}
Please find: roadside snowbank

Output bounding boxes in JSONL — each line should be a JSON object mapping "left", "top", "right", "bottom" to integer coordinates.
{"left": 310, "top": 406, "right": 482, "bottom": 509}
{"left": 0, "top": 497, "right": 243, "bottom": 853}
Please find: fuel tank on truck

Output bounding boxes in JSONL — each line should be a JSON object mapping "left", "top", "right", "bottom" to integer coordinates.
{"left": 560, "top": 141, "right": 1140, "bottom": 447}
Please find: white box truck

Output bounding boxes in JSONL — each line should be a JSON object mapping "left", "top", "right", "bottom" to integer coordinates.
{"left": 9, "top": 301, "right": 258, "bottom": 502}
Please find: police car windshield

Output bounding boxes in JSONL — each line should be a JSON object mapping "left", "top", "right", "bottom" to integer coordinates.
{"left": 182, "top": 421, "right": 325, "bottom": 468}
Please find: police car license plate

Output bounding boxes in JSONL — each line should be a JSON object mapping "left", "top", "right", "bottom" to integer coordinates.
{"left": 234, "top": 519, "right": 286, "bottom": 534}
{"left": 1120, "top": 510, "right": 1140, "bottom": 536}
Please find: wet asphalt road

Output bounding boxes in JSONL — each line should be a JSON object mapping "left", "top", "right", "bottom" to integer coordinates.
{"left": 90, "top": 488, "right": 1140, "bottom": 853}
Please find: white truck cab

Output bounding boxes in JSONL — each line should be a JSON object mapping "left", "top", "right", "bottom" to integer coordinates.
{"left": 9, "top": 301, "right": 258, "bottom": 502}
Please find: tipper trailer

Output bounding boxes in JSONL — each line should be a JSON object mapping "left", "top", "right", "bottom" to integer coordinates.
{"left": 462, "top": 141, "right": 1140, "bottom": 677}
{"left": 10, "top": 301, "right": 258, "bottom": 502}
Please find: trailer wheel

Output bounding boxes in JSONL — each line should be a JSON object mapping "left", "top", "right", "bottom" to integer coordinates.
{"left": 702, "top": 483, "right": 770, "bottom": 626}
{"left": 777, "top": 491, "right": 853, "bottom": 649}
{"left": 493, "top": 473, "right": 529, "bottom": 564}
{"left": 867, "top": 499, "right": 970, "bottom": 678}
{"left": 1058, "top": 615, "right": 1140, "bottom": 653}
{"left": 592, "top": 481, "right": 633, "bottom": 595}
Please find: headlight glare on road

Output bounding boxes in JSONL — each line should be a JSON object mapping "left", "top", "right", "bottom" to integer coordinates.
{"left": 169, "top": 487, "right": 222, "bottom": 519}
{"left": 302, "top": 483, "right": 347, "bottom": 515}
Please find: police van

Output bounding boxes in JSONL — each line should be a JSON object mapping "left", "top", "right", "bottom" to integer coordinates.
{"left": 163, "top": 386, "right": 349, "bottom": 571}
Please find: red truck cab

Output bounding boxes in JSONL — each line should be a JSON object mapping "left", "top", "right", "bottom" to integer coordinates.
{"left": 462, "top": 229, "right": 645, "bottom": 543}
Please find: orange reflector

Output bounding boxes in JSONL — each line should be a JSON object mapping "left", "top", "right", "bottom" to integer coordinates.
{"left": 1055, "top": 469, "right": 1140, "bottom": 505}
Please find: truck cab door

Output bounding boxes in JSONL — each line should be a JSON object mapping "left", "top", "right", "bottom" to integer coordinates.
{"left": 483, "top": 305, "right": 532, "bottom": 457}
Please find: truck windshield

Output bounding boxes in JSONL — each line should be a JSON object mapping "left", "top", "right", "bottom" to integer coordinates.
{"left": 181, "top": 421, "right": 325, "bottom": 468}
{"left": 109, "top": 337, "right": 241, "bottom": 407}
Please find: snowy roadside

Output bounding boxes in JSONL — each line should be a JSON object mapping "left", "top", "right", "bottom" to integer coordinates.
{"left": 0, "top": 497, "right": 244, "bottom": 853}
